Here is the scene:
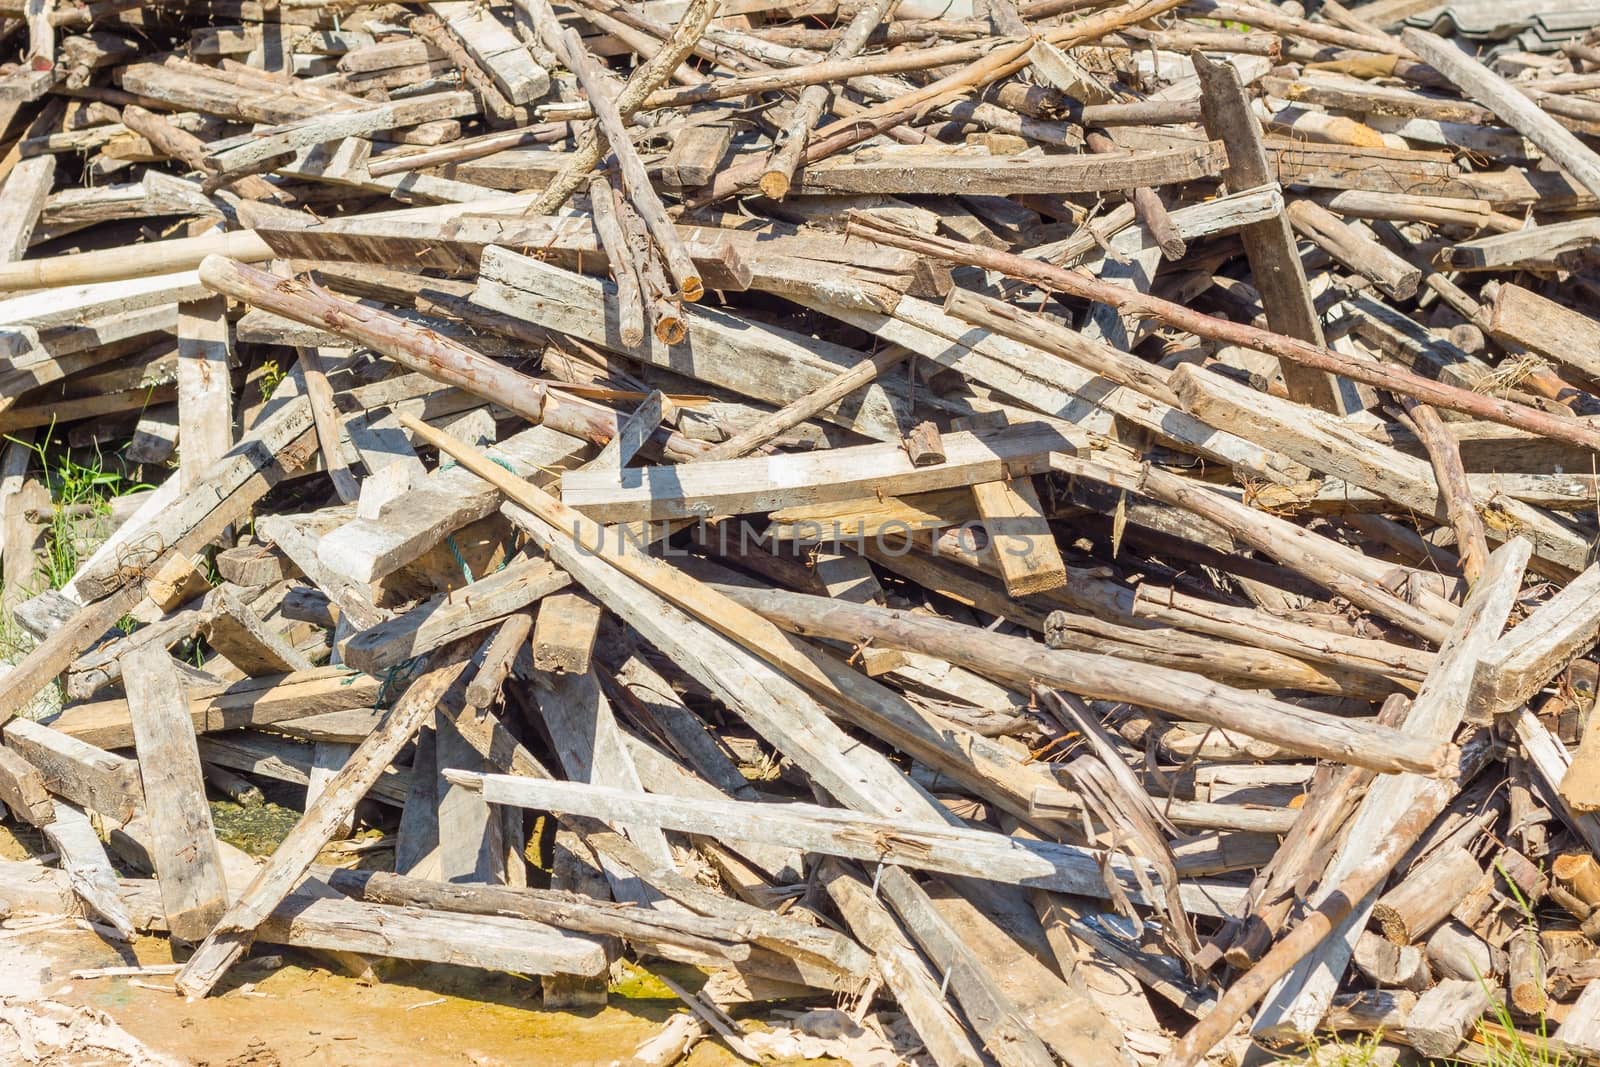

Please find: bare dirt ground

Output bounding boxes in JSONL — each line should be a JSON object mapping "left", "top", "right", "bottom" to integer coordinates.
{"left": 0, "top": 925, "right": 746, "bottom": 1067}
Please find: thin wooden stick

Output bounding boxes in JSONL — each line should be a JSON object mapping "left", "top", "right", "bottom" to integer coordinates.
{"left": 555, "top": 29, "right": 702, "bottom": 302}
{"left": 759, "top": 0, "right": 901, "bottom": 200}
{"left": 1401, "top": 398, "right": 1489, "bottom": 585}
{"left": 587, "top": 173, "right": 645, "bottom": 348}
{"left": 529, "top": 0, "right": 715, "bottom": 215}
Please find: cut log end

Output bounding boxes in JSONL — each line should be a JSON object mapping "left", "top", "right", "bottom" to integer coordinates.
{"left": 758, "top": 171, "right": 791, "bottom": 201}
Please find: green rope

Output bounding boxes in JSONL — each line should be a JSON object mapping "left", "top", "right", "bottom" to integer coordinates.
{"left": 446, "top": 534, "right": 474, "bottom": 583}
{"left": 373, "top": 657, "right": 423, "bottom": 707}
{"left": 437, "top": 455, "right": 524, "bottom": 578}
{"left": 439, "top": 455, "right": 522, "bottom": 476}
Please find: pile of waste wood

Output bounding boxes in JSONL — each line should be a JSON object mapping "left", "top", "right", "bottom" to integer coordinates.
{"left": 6, "top": 0, "right": 1600, "bottom": 1063}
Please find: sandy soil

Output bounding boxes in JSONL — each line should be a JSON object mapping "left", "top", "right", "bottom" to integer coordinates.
{"left": 0, "top": 926, "right": 747, "bottom": 1067}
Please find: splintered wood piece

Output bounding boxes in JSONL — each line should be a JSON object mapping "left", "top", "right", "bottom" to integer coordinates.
{"left": 793, "top": 142, "right": 1225, "bottom": 196}
{"left": 0, "top": 741, "right": 53, "bottom": 825}
{"left": 123, "top": 645, "right": 227, "bottom": 943}
{"left": 531, "top": 592, "right": 602, "bottom": 675}
{"left": 145, "top": 553, "right": 212, "bottom": 613}
{"left": 905, "top": 421, "right": 946, "bottom": 467}
{"left": 970, "top": 476, "right": 1067, "bottom": 597}
{"left": 1555, "top": 982, "right": 1600, "bottom": 1054}
{"left": 1509, "top": 927, "right": 1547, "bottom": 1016}
{"left": 176, "top": 643, "right": 476, "bottom": 998}
{"left": 423, "top": 3, "right": 549, "bottom": 104}
{"left": 43, "top": 802, "right": 135, "bottom": 939}
{"left": 1473, "top": 563, "right": 1600, "bottom": 721}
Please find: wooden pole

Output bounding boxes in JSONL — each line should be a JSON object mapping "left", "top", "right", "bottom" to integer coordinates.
{"left": 846, "top": 214, "right": 1600, "bottom": 454}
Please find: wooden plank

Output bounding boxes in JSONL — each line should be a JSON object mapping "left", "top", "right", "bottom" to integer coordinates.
{"left": 339, "top": 554, "right": 571, "bottom": 673}
{"left": 0, "top": 154, "right": 55, "bottom": 261}
{"left": 450, "top": 772, "right": 1145, "bottom": 903}
{"left": 1193, "top": 51, "right": 1344, "bottom": 412}
{"left": 1479, "top": 282, "right": 1600, "bottom": 382}
{"left": 257, "top": 891, "right": 605, "bottom": 976}
{"left": 297, "top": 348, "right": 360, "bottom": 503}
{"left": 969, "top": 475, "right": 1067, "bottom": 597}
{"left": 202, "top": 585, "right": 315, "bottom": 676}
{"left": 3, "top": 718, "right": 143, "bottom": 822}
{"left": 254, "top": 513, "right": 388, "bottom": 631}
{"left": 560, "top": 422, "right": 1083, "bottom": 524}
{"left": 433, "top": 713, "right": 504, "bottom": 884}
{"left": 0, "top": 434, "right": 42, "bottom": 610}
{"left": 197, "top": 731, "right": 410, "bottom": 807}
{"left": 50, "top": 666, "right": 385, "bottom": 749}
{"left": 531, "top": 592, "right": 602, "bottom": 675}
{"left": 792, "top": 141, "right": 1225, "bottom": 195}
{"left": 123, "top": 644, "right": 228, "bottom": 942}
{"left": 0, "top": 740, "right": 52, "bottom": 825}
{"left": 68, "top": 392, "right": 316, "bottom": 604}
